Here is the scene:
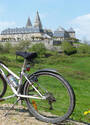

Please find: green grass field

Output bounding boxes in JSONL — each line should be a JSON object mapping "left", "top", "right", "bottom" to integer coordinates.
{"left": 0, "top": 52, "right": 90, "bottom": 123}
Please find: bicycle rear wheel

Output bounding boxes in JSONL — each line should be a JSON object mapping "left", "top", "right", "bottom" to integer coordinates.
{"left": 24, "top": 70, "right": 75, "bottom": 124}
{"left": 0, "top": 74, "right": 7, "bottom": 98}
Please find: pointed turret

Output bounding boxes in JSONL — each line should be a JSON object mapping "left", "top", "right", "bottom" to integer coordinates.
{"left": 34, "top": 11, "right": 42, "bottom": 29}
{"left": 26, "top": 17, "right": 32, "bottom": 28}
{"left": 68, "top": 27, "right": 75, "bottom": 33}
{"left": 57, "top": 26, "right": 66, "bottom": 32}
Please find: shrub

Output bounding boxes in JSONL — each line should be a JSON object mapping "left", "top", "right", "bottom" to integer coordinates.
{"left": 0, "top": 42, "right": 12, "bottom": 53}
{"left": 0, "top": 56, "right": 11, "bottom": 62}
{"left": 0, "top": 43, "right": 4, "bottom": 52}
{"left": 61, "top": 41, "right": 77, "bottom": 55}
{"left": 0, "top": 40, "right": 31, "bottom": 54}
{"left": 30, "top": 43, "right": 46, "bottom": 57}
{"left": 17, "top": 40, "right": 30, "bottom": 50}
{"left": 3, "top": 42, "right": 12, "bottom": 53}
{"left": 11, "top": 40, "right": 31, "bottom": 54}
{"left": 77, "top": 44, "right": 90, "bottom": 54}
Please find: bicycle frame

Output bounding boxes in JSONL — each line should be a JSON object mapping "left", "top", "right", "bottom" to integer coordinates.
{"left": 0, "top": 60, "right": 46, "bottom": 101}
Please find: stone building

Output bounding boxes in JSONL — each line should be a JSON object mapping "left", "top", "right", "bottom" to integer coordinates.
{"left": 67, "top": 27, "right": 75, "bottom": 38}
{"left": 53, "top": 27, "right": 75, "bottom": 41}
{"left": 0, "top": 11, "right": 75, "bottom": 43}
{"left": 0, "top": 11, "right": 48, "bottom": 42}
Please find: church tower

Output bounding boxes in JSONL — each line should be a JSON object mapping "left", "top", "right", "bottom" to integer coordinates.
{"left": 26, "top": 17, "right": 32, "bottom": 28}
{"left": 34, "top": 11, "right": 42, "bottom": 29}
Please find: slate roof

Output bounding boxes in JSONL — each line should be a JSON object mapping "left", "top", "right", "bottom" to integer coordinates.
{"left": 26, "top": 17, "right": 32, "bottom": 28}
{"left": 34, "top": 11, "right": 42, "bottom": 29}
{"left": 53, "top": 26, "right": 66, "bottom": 37}
{"left": 53, "top": 31, "right": 65, "bottom": 37}
{"left": 1, "top": 11, "right": 44, "bottom": 35}
{"left": 68, "top": 28, "right": 75, "bottom": 33}
{"left": 1, "top": 27, "right": 43, "bottom": 35}
{"left": 57, "top": 26, "right": 66, "bottom": 32}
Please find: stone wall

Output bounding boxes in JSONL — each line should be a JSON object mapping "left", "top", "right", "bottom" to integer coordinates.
{"left": 0, "top": 39, "right": 62, "bottom": 52}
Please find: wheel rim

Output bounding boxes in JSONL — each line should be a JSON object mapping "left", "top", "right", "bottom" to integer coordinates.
{"left": 0, "top": 77, "right": 4, "bottom": 96}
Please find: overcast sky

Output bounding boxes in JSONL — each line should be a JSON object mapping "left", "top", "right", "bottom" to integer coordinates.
{"left": 0, "top": 0, "right": 90, "bottom": 42}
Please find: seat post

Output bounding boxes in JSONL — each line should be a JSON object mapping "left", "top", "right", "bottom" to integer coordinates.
{"left": 22, "top": 59, "right": 27, "bottom": 72}
{"left": 19, "top": 59, "right": 27, "bottom": 86}
{"left": 17, "top": 59, "right": 27, "bottom": 105}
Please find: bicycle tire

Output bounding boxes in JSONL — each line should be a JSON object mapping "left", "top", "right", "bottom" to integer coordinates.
{"left": 24, "top": 70, "right": 75, "bottom": 124}
{"left": 0, "top": 74, "right": 7, "bottom": 98}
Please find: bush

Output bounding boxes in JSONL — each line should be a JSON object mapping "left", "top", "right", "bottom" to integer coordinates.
{"left": 0, "top": 40, "right": 31, "bottom": 54}
{"left": 30, "top": 43, "right": 46, "bottom": 57}
{"left": 61, "top": 41, "right": 77, "bottom": 55}
{"left": 17, "top": 40, "right": 30, "bottom": 50}
{"left": 11, "top": 40, "right": 31, "bottom": 54}
{"left": 0, "top": 56, "right": 11, "bottom": 62}
{"left": 0, "top": 42, "right": 12, "bottom": 53}
{"left": 0, "top": 43, "right": 4, "bottom": 53}
{"left": 3, "top": 42, "right": 12, "bottom": 53}
{"left": 77, "top": 44, "right": 90, "bottom": 54}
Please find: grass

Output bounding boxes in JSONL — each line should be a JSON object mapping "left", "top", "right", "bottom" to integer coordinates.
{"left": 0, "top": 52, "right": 90, "bottom": 123}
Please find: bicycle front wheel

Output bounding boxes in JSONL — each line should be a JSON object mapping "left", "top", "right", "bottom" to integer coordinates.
{"left": 24, "top": 70, "right": 75, "bottom": 124}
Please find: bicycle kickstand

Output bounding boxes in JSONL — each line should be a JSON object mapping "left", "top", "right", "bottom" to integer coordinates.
{"left": 4, "top": 97, "right": 21, "bottom": 117}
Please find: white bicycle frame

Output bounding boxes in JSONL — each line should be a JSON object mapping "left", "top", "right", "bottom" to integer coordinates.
{"left": 0, "top": 60, "right": 46, "bottom": 101}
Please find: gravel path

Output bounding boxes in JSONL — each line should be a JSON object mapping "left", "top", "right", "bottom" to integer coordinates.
{"left": 0, "top": 104, "right": 88, "bottom": 125}
{"left": 0, "top": 104, "right": 51, "bottom": 125}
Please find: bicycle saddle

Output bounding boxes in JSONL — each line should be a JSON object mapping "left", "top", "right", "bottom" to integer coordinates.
{"left": 16, "top": 51, "right": 37, "bottom": 61}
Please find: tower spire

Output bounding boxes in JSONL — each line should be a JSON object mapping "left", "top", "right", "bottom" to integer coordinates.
{"left": 34, "top": 11, "right": 42, "bottom": 29}
{"left": 26, "top": 17, "right": 32, "bottom": 28}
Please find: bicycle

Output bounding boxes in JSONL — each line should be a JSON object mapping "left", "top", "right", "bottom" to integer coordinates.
{"left": 0, "top": 51, "right": 75, "bottom": 124}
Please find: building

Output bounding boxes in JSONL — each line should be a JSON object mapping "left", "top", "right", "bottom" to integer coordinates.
{"left": 67, "top": 27, "right": 75, "bottom": 38}
{"left": 0, "top": 11, "right": 75, "bottom": 43}
{"left": 53, "top": 27, "right": 75, "bottom": 41}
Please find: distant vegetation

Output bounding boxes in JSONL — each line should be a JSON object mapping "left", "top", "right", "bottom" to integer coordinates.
{"left": 29, "top": 43, "right": 46, "bottom": 57}
{"left": 61, "top": 40, "right": 77, "bottom": 55}
{"left": 0, "top": 40, "right": 90, "bottom": 56}
{"left": 1, "top": 40, "right": 90, "bottom": 123}
{"left": 0, "top": 40, "right": 30, "bottom": 54}
{"left": 77, "top": 43, "right": 90, "bottom": 54}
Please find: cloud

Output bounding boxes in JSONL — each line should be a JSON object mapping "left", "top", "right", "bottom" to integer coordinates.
{"left": 69, "top": 14, "right": 90, "bottom": 42}
{"left": 0, "top": 22, "right": 16, "bottom": 33}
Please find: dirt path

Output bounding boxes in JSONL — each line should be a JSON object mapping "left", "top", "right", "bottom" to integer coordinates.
{"left": 0, "top": 104, "right": 88, "bottom": 125}
{"left": 0, "top": 104, "right": 51, "bottom": 125}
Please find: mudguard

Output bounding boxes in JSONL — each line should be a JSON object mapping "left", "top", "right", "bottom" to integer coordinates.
{"left": 32, "top": 69, "right": 60, "bottom": 75}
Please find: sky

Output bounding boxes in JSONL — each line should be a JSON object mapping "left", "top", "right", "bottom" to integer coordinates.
{"left": 0, "top": 0, "right": 90, "bottom": 42}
